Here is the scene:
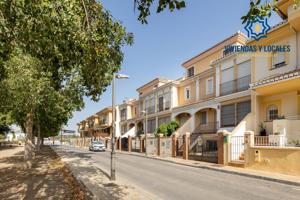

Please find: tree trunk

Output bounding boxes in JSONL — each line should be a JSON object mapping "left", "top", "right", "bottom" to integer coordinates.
{"left": 41, "top": 137, "right": 44, "bottom": 146}
{"left": 24, "top": 112, "right": 35, "bottom": 161}
{"left": 36, "top": 124, "right": 41, "bottom": 153}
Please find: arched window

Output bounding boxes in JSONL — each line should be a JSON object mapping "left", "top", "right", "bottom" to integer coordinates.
{"left": 267, "top": 105, "right": 278, "bottom": 121}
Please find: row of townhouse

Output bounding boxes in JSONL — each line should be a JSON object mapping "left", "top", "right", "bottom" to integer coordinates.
{"left": 78, "top": 0, "right": 300, "bottom": 148}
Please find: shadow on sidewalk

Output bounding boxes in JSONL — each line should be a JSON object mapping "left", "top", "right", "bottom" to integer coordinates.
{"left": 0, "top": 146, "right": 87, "bottom": 200}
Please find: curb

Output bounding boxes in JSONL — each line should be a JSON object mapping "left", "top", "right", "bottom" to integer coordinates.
{"left": 51, "top": 146, "right": 95, "bottom": 200}
{"left": 115, "top": 150, "right": 300, "bottom": 187}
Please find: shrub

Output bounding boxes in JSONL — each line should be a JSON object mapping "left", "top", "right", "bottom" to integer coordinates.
{"left": 155, "top": 121, "right": 179, "bottom": 137}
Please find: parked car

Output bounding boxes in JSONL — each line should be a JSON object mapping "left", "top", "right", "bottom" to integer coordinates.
{"left": 89, "top": 141, "right": 105, "bottom": 152}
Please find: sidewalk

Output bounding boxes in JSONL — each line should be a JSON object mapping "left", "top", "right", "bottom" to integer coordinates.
{"left": 0, "top": 145, "right": 87, "bottom": 200}
{"left": 53, "top": 146, "right": 161, "bottom": 200}
{"left": 115, "top": 150, "right": 300, "bottom": 187}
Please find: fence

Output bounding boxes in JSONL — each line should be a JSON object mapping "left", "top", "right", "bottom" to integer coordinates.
{"left": 146, "top": 136, "right": 158, "bottom": 155}
{"left": 131, "top": 137, "right": 141, "bottom": 152}
{"left": 189, "top": 134, "right": 218, "bottom": 163}
{"left": 159, "top": 137, "right": 172, "bottom": 157}
{"left": 69, "top": 137, "right": 92, "bottom": 148}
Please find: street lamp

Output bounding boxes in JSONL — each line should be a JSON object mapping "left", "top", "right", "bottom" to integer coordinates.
{"left": 141, "top": 110, "right": 148, "bottom": 156}
{"left": 111, "top": 73, "right": 129, "bottom": 181}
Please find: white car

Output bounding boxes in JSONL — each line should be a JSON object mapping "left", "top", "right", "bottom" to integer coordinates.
{"left": 89, "top": 141, "right": 105, "bottom": 152}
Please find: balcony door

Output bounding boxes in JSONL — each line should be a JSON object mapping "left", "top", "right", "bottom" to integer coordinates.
{"left": 158, "top": 96, "right": 164, "bottom": 112}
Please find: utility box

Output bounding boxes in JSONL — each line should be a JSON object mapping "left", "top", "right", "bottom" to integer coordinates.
{"left": 255, "top": 150, "right": 261, "bottom": 162}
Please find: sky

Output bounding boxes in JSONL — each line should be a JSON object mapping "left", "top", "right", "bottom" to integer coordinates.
{"left": 66, "top": 0, "right": 282, "bottom": 132}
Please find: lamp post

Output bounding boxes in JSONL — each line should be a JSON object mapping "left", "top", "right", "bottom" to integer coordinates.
{"left": 141, "top": 110, "right": 148, "bottom": 156}
{"left": 111, "top": 73, "right": 129, "bottom": 181}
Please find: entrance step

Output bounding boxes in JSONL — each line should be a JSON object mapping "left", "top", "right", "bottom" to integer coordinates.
{"left": 228, "top": 161, "right": 245, "bottom": 168}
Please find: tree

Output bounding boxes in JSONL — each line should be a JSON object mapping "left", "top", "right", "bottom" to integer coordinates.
{"left": 241, "top": 0, "right": 300, "bottom": 23}
{"left": 0, "top": 0, "right": 133, "bottom": 160}
{"left": 134, "top": 0, "right": 186, "bottom": 23}
{"left": 0, "top": 113, "right": 12, "bottom": 135}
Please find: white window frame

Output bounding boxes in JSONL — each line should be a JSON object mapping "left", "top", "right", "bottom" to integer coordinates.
{"left": 206, "top": 77, "right": 214, "bottom": 95}
{"left": 184, "top": 86, "right": 191, "bottom": 100}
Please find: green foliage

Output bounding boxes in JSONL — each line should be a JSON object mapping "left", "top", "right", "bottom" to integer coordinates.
{"left": 0, "top": 134, "right": 6, "bottom": 140}
{"left": 0, "top": 1, "right": 133, "bottom": 143}
{"left": 134, "top": 0, "right": 186, "bottom": 24}
{"left": 155, "top": 120, "right": 179, "bottom": 137}
{"left": 0, "top": 112, "right": 13, "bottom": 135}
{"left": 167, "top": 120, "right": 179, "bottom": 135}
{"left": 241, "top": 0, "right": 300, "bottom": 24}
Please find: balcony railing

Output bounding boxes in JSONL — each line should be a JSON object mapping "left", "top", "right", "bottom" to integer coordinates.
{"left": 100, "top": 119, "right": 108, "bottom": 125}
{"left": 158, "top": 101, "right": 171, "bottom": 112}
{"left": 147, "top": 106, "right": 155, "bottom": 115}
{"left": 193, "top": 122, "right": 219, "bottom": 134}
{"left": 220, "top": 75, "right": 251, "bottom": 96}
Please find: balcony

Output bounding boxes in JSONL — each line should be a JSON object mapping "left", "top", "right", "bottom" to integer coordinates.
{"left": 220, "top": 75, "right": 251, "bottom": 96}
{"left": 147, "top": 106, "right": 155, "bottom": 115}
{"left": 158, "top": 101, "right": 171, "bottom": 112}
{"left": 193, "top": 122, "right": 219, "bottom": 134}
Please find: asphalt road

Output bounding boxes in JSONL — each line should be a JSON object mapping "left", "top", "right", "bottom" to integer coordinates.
{"left": 60, "top": 146, "right": 300, "bottom": 200}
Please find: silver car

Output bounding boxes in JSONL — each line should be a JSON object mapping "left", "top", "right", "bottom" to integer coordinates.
{"left": 89, "top": 141, "right": 105, "bottom": 152}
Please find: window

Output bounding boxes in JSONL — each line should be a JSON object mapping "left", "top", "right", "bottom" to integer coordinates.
{"left": 267, "top": 105, "right": 278, "bottom": 121}
{"left": 158, "top": 96, "right": 164, "bottom": 112}
{"left": 221, "top": 104, "right": 235, "bottom": 127}
{"left": 221, "top": 67, "right": 234, "bottom": 95}
{"left": 121, "top": 125, "right": 127, "bottom": 134}
{"left": 120, "top": 109, "right": 127, "bottom": 121}
{"left": 206, "top": 77, "right": 214, "bottom": 95}
{"left": 237, "top": 60, "right": 251, "bottom": 78}
{"left": 221, "top": 101, "right": 251, "bottom": 127}
{"left": 158, "top": 116, "right": 171, "bottom": 126}
{"left": 237, "top": 60, "right": 251, "bottom": 92}
{"left": 200, "top": 111, "right": 207, "bottom": 124}
{"left": 184, "top": 87, "right": 190, "bottom": 100}
{"left": 147, "top": 118, "right": 156, "bottom": 133}
{"left": 187, "top": 67, "right": 194, "bottom": 77}
{"left": 272, "top": 52, "right": 286, "bottom": 69}
{"left": 236, "top": 101, "right": 251, "bottom": 124}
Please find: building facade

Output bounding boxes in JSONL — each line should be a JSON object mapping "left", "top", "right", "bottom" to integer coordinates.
{"left": 78, "top": 0, "right": 300, "bottom": 147}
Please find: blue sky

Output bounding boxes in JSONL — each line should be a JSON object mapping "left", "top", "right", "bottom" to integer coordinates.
{"left": 67, "top": 0, "right": 281, "bottom": 132}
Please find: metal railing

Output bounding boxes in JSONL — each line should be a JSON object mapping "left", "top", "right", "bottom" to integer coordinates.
{"left": 158, "top": 101, "right": 171, "bottom": 112}
{"left": 230, "top": 136, "right": 244, "bottom": 161}
{"left": 220, "top": 75, "right": 251, "bottom": 96}
{"left": 193, "top": 122, "right": 219, "bottom": 134}
{"left": 147, "top": 106, "right": 155, "bottom": 114}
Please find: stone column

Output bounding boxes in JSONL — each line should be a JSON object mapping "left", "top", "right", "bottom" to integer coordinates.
{"left": 115, "top": 137, "right": 118, "bottom": 150}
{"left": 172, "top": 134, "right": 177, "bottom": 157}
{"left": 140, "top": 135, "right": 145, "bottom": 153}
{"left": 244, "top": 131, "right": 254, "bottom": 167}
{"left": 157, "top": 134, "right": 163, "bottom": 156}
{"left": 118, "top": 137, "right": 122, "bottom": 151}
{"left": 217, "top": 131, "right": 230, "bottom": 165}
{"left": 128, "top": 136, "right": 132, "bottom": 152}
{"left": 183, "top": 132, "right": 190, "bottom": 160}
